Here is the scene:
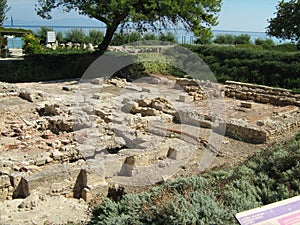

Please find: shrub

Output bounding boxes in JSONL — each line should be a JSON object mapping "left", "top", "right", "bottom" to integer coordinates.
{"left": 143, "top": 32, "right": 158, "bottom": 41}
{"left": 111, "top": 31, "right": 142, "bottom": 46}
{"left": 274, "top": 43, "right": 298, "bottom": 52}
{"left": 183, "top": 44, "right": 300, "bottom": 89}
{"left": 56, "top": 31, "right": 65, "bottom": 43}
{"left": 87, "top": 30, "right": 104, "bottom": 46}
{"left": 159, "top": 31, "right": 178, "bottom": 43}
{"left": 0, "top": 51, "right": 98, "bottom": 82}
{"left": 22, "top": 33, "right": 42, "bottom": 55}
{"left": 254, "top": 38, "right": 275, "bottom": 50}
{"left": 234, "top": 34, "right": 251, "bottom": 45}
{"left": 65, "top": 28, "right": 86, "bottom": 44}
{"left": 213, "top": 34, "right": 235, "bottom": 44}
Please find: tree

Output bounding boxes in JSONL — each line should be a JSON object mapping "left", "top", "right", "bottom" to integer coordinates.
{"left": 35, "top": 0, "right": 222, "bottom": 53}
{"left": 266, "top": 0, "right": 300, "bottom": 43}
{"left": 0, "top": 0, "right": 10, "bottom": 26}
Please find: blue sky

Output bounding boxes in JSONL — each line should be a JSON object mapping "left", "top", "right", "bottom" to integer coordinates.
{"left": 4, "top": 0, "right": 280, "bottom": 32}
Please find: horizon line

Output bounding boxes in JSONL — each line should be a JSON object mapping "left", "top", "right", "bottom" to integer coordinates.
{"left": 3, "top": 25, "right": 267, "bottom": 34}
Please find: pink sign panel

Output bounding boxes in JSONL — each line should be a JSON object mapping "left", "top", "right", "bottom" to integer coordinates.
{"left": 235, "top": 196, "right": 300, "bottom": 225}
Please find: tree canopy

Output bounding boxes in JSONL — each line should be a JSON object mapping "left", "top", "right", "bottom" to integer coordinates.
{"left": 0, "top": 0, "right": 10, "bottom": 27}
{"left": 35, "top": 0, "right": 222, "bottom": 52}
{"left": 266, "top": 0, "right": 300, "bottom": 43}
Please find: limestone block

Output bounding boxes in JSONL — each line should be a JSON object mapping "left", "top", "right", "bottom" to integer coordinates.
{"left": 91, "top": 78, "right": 105, "bottom": 85}
{"left": 13, "top": 177, "right": 30, "bottom": 199}
{"left": 74, "top": 168, "right": 106, "bottom": 199}
{"left": 179, "top": 94, "right": 193, "bottom": 102}
{"left": 48, "top": 116, "right": 73, "bottom": 134}
{"left": 121, "top": 101, "right": 139, "bottom": 113}
{"left": 0, "top": 188, "right": 9, "bottom": 201}
{"left": 241, "top": 101, "right": 252, "bottom": 108}
{"left": 81, "top": 183, "right": 109, "bottom": 202}
{"left": 19, "top": 90, "right": 34, "bottom": 102}
{"left": 137, "top": 97, "right": 152, "bottom": 107}
{"left": 119, "top": 156, "right": 135, "bottom": 176}
{"left": 0, "top": 175, "right": 11, "bottom": 188}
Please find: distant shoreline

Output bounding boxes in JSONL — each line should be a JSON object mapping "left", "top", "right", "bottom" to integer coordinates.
{"left": 3, "top": 25, "right": 287, "bottom": 47}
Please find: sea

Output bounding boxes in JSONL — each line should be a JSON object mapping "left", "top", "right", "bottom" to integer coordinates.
{"left": 3, "top": 25, "right": 286, "bottom": 49}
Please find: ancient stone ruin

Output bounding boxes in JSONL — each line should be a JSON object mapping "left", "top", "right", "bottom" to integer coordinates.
{"left": 0, "top": 77, "right": 299, "bottom": 224}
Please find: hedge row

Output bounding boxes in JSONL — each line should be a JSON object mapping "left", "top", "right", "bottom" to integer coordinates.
{"left": 0, "top": 52, "right": 99, "bottom": 82}
{"left": 183, "top": 44, "right": 300, "bottom": 90}
{"left": 1, "top": 45, "right": 300, "bottom": 89}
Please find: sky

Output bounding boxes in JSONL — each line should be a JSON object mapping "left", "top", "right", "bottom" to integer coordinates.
{"left": 4, "top": 0, "right": 280, "bottom": 32}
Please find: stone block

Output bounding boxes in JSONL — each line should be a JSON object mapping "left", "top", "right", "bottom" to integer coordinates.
{"left": 121, "top": 101, "right": 139, "bottom": 114}
{"left": 91, "top": 78, "right": 104, "bottom": 85}
{"left": 0, "top": 188, "right": 9, "bottom": 201}
{"left": 13, "top": 177, "right": 30, "bottom": 199}
{"left": 74, "top": 168, "right": 106, "bottom": 200}
{"left": 119, "top": 156, "right": 135, "bottom": 176}
{"left": 141, "top": 88, "right": 151, "bottom": 93}
{"left": 179, "top": 94, "right": 193, "bottom": 102}
{"left": 241, "top": 101, "right": 252, "bottom": 108}
{"left": 0, "top": 175, "right": 11, "bottom": 188}
{"left": 167, "top": 146, "right": 190, "bottom": 160}
{"left": 81, "top": 183, "right": 109, "bottom": 202}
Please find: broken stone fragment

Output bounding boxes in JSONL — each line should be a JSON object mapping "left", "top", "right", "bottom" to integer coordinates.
{"left": 0, "top": 175, "right": 11, "bottom": 188}
{"left": 121, "top": 101, "right": 139, "bottom": 114}
{"left": 48, "top": 116, "right": 73, "bottom": 134}
{"left": 37, "top": 103, "right": 61, "bottom": 116}
{"left": 19, "top": 90, "right": 44, "bottom": 102}
{"left": 18, "top": 191, "right": 41, "bottom": 209}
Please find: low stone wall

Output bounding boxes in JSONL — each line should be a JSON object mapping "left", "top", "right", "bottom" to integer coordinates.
{"left": 221, "top": 119, "right": 268, "bottom": 144}
{"left": 225, "top": 81, "right": 300, "bottom": 106}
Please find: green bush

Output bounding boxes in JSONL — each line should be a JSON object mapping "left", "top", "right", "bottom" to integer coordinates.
{"left": 213, "top": 34, "right": 251, "bottom": 45}
{"left": 234, "top": 34, "right": 251, "bottom": 45}
{"left": 213, "top": 34, "right": 235, "bottom": 44}
{"left": 274, "top": 43, "right": 298, "bottom": 52}
{"left": 255, "top": 38, "right": 275, "bottom": 50}
{"left": 183, "top": 44, "right": 300, "bottom": 89}
{"left": 111, "top": 31, "right": 142, "bottom": 46}
{"left": 65, "top": 28, "right": 86, "bottom": 44}
{"left": 22, "top": 33, "right": 42, "bottom": 55}
{"left": 0, "top": 51, "right": 99, "bottom": 82}
{"left": 56, "top": 31, "right": 65, "bottom": 43}
{"left": 143, "top": 32, "right": 158, "bottom": 41}
{"left": 87, "top": 30, "right": 104, "bottom": 46}
{"left": 159, "top": 31, "right": 178, "bottom": 43}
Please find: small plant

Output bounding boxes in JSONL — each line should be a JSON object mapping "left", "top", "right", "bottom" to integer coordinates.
{"left": 22, "top": 33, "right": 42, "bottom": 55}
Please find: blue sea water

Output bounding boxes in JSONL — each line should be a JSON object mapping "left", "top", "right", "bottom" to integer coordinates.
{"left": 4, "top": 25, "right": 286, "bottom": 49}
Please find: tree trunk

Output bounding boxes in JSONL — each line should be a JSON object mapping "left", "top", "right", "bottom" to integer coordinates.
{"left": 98, "top": 23, "right": 119, "bottom": 54}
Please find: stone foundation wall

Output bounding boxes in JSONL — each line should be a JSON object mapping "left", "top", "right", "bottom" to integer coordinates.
{"left": 221, "top": 119, "right": 268, "bottom": 144}
{"left": 225, "top": 81, "right": 300, "bottom": 106}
